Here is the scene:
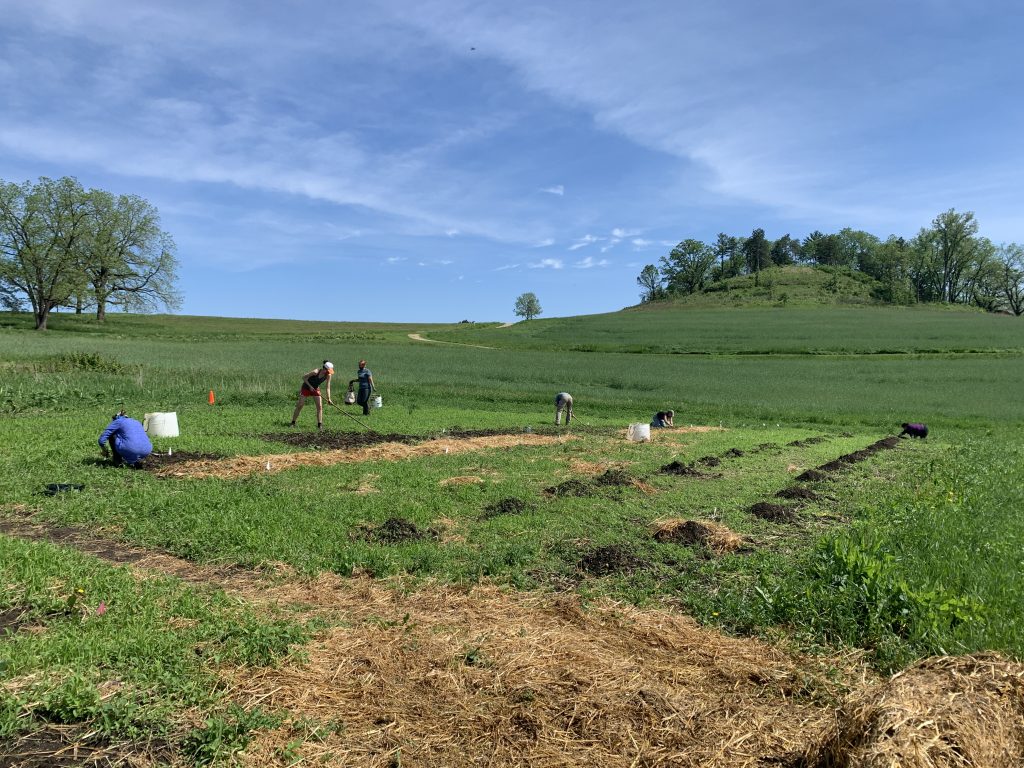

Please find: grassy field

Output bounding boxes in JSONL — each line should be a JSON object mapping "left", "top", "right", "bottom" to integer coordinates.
{"left": 1, "top": 307, "right": 1022, "bottom": 763}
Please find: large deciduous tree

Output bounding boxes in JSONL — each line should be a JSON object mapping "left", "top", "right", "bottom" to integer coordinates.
{"left": 635, "top": 264, "right": 664, "bottom": 302}
{"left": 514, "top": 292, "right": 542, "bottom": 320}
{"left": 660, "top": 239, "right": 715, "bottom": 295}
{"left": 913, "top": 209, "right": 985, "bottom": 304}
{"left": 0, "top": 177, "right": 91, "bottom": 329}
{"left": 82, "top": 190, "right": 181, "bottom": 321}
{"left": 995, "top": 244, "right": 1024, "bottom": 316}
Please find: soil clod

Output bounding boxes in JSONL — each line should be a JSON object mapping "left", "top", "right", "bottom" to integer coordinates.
{"left": 578, "top": 544, "right": 645, "bottom": 576}
{"left": 795, "top": 469, "right": 829, "bottom": 482}
{"left": 697, "top": 455, "right": 721, "bottom": 467}
{"left": 659, "top": 461, "right": 720, "bottom": 478}
{"left": 653, "top": 520, "right": 743, "bottom": 554}
{"left": 749, "top": 502, "right": 800, "bottom": 523}
{"left": 544, "top": 479, "right": 594, "bottom": 497}
{"left": 370, "top": 517, "right": 431, "bottom": 544}
{"left": 592, "top": 469, "right": 636, "bottom": 487}
{"left": 775, "top": 487, "right": 819, "bottom": 501}
{"left": 723, "top": 448, "right": 745, "bottom": 458}
{"left": 481, "top": 497, "right": 532, "bottom": 520}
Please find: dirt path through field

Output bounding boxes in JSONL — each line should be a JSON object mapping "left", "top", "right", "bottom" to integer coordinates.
{"left": 407, "top": 332, "right": 497, "bottom": 350}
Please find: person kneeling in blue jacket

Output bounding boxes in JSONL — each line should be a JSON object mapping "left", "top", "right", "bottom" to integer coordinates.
{"left": 98, "top": 410, "right": 153, "bottom": 467}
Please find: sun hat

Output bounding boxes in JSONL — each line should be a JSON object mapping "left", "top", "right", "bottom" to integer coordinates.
{"left": 324, "top": 362, "right": 334, "bottom": 373}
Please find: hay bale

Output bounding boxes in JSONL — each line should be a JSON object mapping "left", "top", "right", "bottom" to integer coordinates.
{"left": 805, "top": 653, "right": 1024, "bottom": 767}
{"left": 652, "top": 519, "right": 743, "bottom": 554}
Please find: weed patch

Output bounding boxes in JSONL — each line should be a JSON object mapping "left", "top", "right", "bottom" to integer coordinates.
{"left": 544, "top": 479, "right": 593, "bottom": 497}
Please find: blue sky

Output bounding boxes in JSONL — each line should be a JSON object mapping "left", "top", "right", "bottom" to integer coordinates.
{"left": 2, "top": 0, "right": 1021, "bottom": 322}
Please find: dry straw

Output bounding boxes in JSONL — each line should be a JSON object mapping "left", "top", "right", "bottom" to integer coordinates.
{"left": 156, "top": 434, "right": 571, "bottom": 480}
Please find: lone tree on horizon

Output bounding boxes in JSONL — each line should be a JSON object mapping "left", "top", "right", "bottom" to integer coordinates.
{"left": 514, "top": 291, "right": 542, "bottom": 321}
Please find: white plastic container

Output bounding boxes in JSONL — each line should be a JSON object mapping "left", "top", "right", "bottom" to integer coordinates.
{"left": 144, "top": 412, "right": 179, "bottom": 438}
{"left": 626, "top": 423, "right": 651, "bottom": 442}
{"left": 372, "top": 395, "right": 383, "bottom": 408}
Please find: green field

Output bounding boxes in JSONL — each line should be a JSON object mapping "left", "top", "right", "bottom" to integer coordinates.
{"left": 1, "top": 307, "right": 1022, "bottom": 763}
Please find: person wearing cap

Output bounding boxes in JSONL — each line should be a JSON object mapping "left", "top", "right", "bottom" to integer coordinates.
{"left": 291, "top": 361, "right": 334, "bottom": 429}
{"left": 98, "top": 410, "right": 153, "bottom": 467}
{"left": 554, "top": 392, "right": 573, "bottom": 425}
{"left": 349, "top": 360, "right": 375, "bottom": 415}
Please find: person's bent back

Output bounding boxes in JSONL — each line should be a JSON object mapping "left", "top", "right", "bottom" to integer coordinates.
{"left": 98, "top": 412, "right": 153, "bottom": 466}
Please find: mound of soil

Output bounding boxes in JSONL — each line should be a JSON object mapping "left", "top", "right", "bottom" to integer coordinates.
{"left": 749, "top": 502, "right": 799, "bottom": 523}
{"left": 136, "top": 451, "right": 224, "bottom": 470}
{"left": 805, "top": 653, "right": 1024, "bottom": 768}
{"left": 592, "top": 469, "right": 636, "bottom": 487}
{"left": 371, "top": 517, "right": 430, "bottom": 544}
{"left": 578, "top": 544, "right": 645, "bottom": 576}
{"left": 816, "top": 460, "right": 848, "bottom": 473}
{"left": 870, "top": 436, "right": 900, "bottom": 450}
{"left": 481, "top": 497, "right": 532, "bottom": 520}
{"left": 796, "top": 469, "right": 830, "bottom": 482}
{"left": 754, "top": 442, "right": 780, "bottom": 452}
{"left": 544, "top": 479, "right": 594, "bottom": 497}
{"left": 775, "top": 487, "right": 819, "bottom": 501}
{"left": 265, "top": 431, "right": 418, "bottom": 449}
{"left": 787, "top": 436, "right": 827, "bottom": 447}
{"left": 0, "top": 607, "right": 27, "bottom": 637}
{"left": 697, "top": 455, "right": 721, "bottom": 467}
{"left": 722, "top": 448, "right": 745, "bottom": 458}
{"left": 659, "top": 461, "right": 720, "bottom": 478}
{"left": 653, "top": 520, "right": 743, "bottom": 554}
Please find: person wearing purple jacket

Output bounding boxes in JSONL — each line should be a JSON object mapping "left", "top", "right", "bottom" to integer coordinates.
{"left": 98, "top": 411, "right": 153, "bottom": 466}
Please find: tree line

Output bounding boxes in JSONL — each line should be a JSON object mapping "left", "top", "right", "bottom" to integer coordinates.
{"left": 636, "top": 210, "right": 1024, "bottom": 316}
{"left": 0, "top": 176, "right": 181, "bottom": 330}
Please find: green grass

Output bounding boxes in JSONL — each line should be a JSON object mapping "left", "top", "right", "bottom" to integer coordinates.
{"left": 1, "top": 307, "right": 1023, "bottom": 760}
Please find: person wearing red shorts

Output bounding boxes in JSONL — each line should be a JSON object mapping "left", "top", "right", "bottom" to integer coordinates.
{"left": 290, "top": 361, "right": 334, "bottom": 429}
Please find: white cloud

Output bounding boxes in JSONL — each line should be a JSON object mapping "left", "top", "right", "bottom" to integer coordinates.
{"left": 529, "top": 258, "right": 563, "bottom": 269}
{"left": 387, "top": 256, "right": 405, "bottom": 263}
{"left": 445, "top": 228, "right": 460, "bottom": 237}
{"left": 568, "top": 234, "right": 602, "bottom": 251}
{"left": 533, "top": 238, "right": 555, "bottom": 247}
{"left": 541, "top": 185, "right": 564, "bottom": 196}
{"left": 632, "top": 238, "right": 653, "bottom": 247}
{"left": 575, "top": 256, "right": 609, "bottom": 269}
{"left": 611, "top": 227, "right": 639, "bottom": 238}
{"left": 438, "top": 259, "right": 453, "bottom": 265}
{"left": 494, "top": 263, "right": 520, "bottom": 271}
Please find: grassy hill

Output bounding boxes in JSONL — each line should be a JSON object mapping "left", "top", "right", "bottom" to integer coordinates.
{"left": 643, "top": 265, "right": 885, "bottom": 309}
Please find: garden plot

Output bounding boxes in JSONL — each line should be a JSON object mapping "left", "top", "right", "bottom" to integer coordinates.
{"left": 152, "top": 433, "right": 572, "bottom": 479}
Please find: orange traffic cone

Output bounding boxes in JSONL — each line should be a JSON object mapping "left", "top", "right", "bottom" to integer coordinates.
{"left": 208, "top": 390, "right": 215, "bottom": 405}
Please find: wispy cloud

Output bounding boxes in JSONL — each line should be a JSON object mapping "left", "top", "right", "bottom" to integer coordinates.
{"left": 541, "top": 185, "right": 564, "bottom": 196}
{"left": 529, "top": 258, "right": 564, "bottom": 269}
{"left": 533, "top": 238, "right": 555, "bottom": 247}
{"left": 568, "top": 234, "right": 602, "bottom": 251}
{"left": 632, "top": 237, "right": 653, "bottom": 248}
{"left": 575, "top": 256, "right": 609, "bottom": 269}
{"left": 494, "top": 263, "right": 520, "bottom": 271}
{"left": 386, "top": 256, "right": 405, "bottom": 263}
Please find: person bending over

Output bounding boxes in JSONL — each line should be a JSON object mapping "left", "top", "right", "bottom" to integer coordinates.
{"left": 98, "top": 410, "right": 153, "bottom": 467}
{"left": 899, "top": 422, "right": 928, "bottom": 439}
{"left": 554, "top": 392, "right": 573, "bottom": 425}
{"left": 291, "top": 361, "right": 334, "bottom": 429}
{"left": 651, "top": 410, "right": 675, "bottom": 428}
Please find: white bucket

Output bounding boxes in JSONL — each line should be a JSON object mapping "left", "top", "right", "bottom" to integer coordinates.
{"left": 372, "top": 395, "right": 383, "bottom": 409}
{"left": 144, "top": 412, "right": 179, "bottom": 438}
{"left": 626, "top": 423, "right": 650, "bottom": 442}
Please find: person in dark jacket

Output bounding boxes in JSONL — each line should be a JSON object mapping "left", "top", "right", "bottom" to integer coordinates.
{"left": 349, "top": 359, "right": 375, "bottom": 416}
{"left": 651, "top": 410, "right": 675, "bottom": 428}
{"left": 899, "top": 422, "right": 928, "bottom": 438}
{"left": 291, "top": 361, "right": 334, "bottom": 429}
{"left": 98, "top": 411, "right": 153, "bottom": 466}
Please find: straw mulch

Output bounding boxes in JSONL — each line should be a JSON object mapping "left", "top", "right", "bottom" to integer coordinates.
{"left": 804, "top": 653, "right": 1024, "bottom": 767}
{"left": 652, "top": 519, "right": 744, "bottom": 554}
{"left": 227, "top": 576, "right": 849, "bottom": 768}
{"left": 155, "top": 434, "right": 571, "bottom": 480}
